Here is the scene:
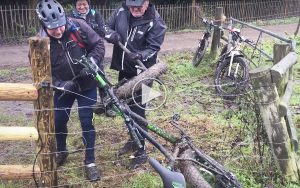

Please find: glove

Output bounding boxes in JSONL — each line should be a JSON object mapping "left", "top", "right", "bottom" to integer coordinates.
{"left": 63, "top": 81, "right": 78, "bottom": 93}
{"left": 127, "top": 52, "right": 142, "bottom": 62}
{"left": 78, "top": 67, "right": 92, "bottom": 78}
{"left": 105, "top": 31, "right": 121, "bottom": 45}
{"left": 58, "top": 81, "right": 78, "bottom": 99}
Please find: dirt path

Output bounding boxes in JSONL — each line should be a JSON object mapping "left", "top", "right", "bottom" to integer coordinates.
{"left": 0, "top": 23, "right": 298, "bottom": 68}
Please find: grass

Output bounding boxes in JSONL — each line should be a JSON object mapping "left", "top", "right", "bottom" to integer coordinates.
{"left": 250, "top": 16, "right": 299, "bottom": 27}
{"left": 0, "top": 66, "right": 31, "bottom": 82}
{"left": 122, "top": 172, "right": 163, "bottom": 188}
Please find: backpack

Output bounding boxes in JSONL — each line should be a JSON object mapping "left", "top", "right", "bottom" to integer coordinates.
{"left": 67, "top": 18, "right": 86, "bottom": 49}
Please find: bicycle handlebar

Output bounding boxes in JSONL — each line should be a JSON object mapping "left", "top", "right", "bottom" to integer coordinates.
{"left": 220, "top": 26, "right": 254, "bottom": 46}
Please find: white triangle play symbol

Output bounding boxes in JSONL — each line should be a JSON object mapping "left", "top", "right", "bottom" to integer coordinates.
{"left": 141, "top": 84, "right": 161, "bottom": 105}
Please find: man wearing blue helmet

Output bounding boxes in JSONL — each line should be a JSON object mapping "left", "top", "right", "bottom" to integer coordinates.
{"left": 104, "top": 0, "right": 166, "bottom": 169}
{"left": 36, "top": 0, "right": 104, "bottom": 182}
{"left": 70, "top": 0, "right": 116, "bottom": 118}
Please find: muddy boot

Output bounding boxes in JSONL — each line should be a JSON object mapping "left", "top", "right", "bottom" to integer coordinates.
{"left": 85, "top": 163, "right": 101, "bottom": 182}
{"left": 128, "top": 150, "right": 148, "bottom": 169}
{"left": 56, "top": 151, "right": 68, "bottom": 167}
{"left": 93, "top": 102, "right": 105, "bottom": 115}
{"left": 116, "top": 140, "right": 139, "bottom": 157}
{"left": 105, "top": 104, "right": 116, "bottom": 117}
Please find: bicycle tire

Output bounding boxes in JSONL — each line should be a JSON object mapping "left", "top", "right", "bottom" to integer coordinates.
{"left": 178, "top": 149, "right": 212, "bottom": 188}
{"left": 192, "top": 39, "right": 209, "bottom": 67}
{"left": 114, "top": 60, "right": 168, "bottom": 100}
{"left": 214, "top": 56, "right": 249, "bottom": 100}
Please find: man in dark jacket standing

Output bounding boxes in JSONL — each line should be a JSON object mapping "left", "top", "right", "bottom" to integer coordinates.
{"left": 71, "top": 0, "right": 116, "bottom": 117}
{"left": 104, "top": 0, "right": 166, "bottom": 169}
{"left": 36, "top": 0, "right": 104, "bottom": 181}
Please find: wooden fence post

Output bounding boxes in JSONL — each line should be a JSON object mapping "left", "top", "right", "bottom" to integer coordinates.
{"left": 272, "top": 44, "right": 291, "bottom": 97}
{"left": 272, "top": 44, "right": 299, "bottom": 154}
{"left": 210, "top": 7, "right": 223, "bottom": 58}
{"left": 29, "top": 37, "right": 57, "bottom": 187}
{"left": 192, "top": 0, "right": 196, "bottom": 27}
{"left": 249, "top": 67, "right": 299, "bottom": 181}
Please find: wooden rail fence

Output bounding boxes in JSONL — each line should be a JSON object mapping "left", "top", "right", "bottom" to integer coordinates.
{"left": 0, "top": 37, "right": 57, "bottom": 186}
{"left": 209, "top": 10, "right": 299, "bottom": 180}
{"left": 249, "top": 40, "right": 299, "bottom": 181}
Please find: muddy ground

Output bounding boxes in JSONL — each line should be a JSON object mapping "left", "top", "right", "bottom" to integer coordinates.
{"left": 0, "top": 23, "right": 298, "bottom": 68}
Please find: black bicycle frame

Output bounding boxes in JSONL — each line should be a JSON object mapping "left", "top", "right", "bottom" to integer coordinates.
{"left": 79, "top": 56, "right": 179, "bottom": 162}
{"left": 79, "top": 56, "right": 241, "bottom": 188}
{"left": 79, "top": 56, "right": 187, "bottom": 187}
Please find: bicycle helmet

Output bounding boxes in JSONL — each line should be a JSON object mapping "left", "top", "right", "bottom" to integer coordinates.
{"left": 126, "top": 0, "right": 146, "bottom": 6}
{"left": 36, "top": 0, "right": 66, "bottom": 29}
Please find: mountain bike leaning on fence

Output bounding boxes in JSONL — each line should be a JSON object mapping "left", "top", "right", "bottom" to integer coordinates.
{"left": 214, "top": 27, "right": 255, "bottom": 100}
{"left": 73, "top": 52, "right": 242, "bottom": 187}
{"left": 192, "top": 18, "right": 215, "bottom": 67}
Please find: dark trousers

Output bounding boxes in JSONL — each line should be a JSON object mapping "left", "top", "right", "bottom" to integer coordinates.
{"left": 54, "top": 87, "right": 97, "bottom": 164}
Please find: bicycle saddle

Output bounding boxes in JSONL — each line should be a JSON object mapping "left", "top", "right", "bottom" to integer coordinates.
{"left": 149, "top": 157, "right": 186, "bottom": 188}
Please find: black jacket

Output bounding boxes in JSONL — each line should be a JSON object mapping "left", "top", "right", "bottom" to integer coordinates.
{"left": 106, "top": 3, "right": 166, "bottom": 75}
{"left": 39, "top": 18, "right": 105, "bottom": 92}
{"left": 71, "top": 9, "right": 105, "bottom": 38}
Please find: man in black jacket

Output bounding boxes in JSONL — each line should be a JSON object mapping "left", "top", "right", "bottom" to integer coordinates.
{"left": 104, "top": 0, "right": 166, "bottom": 169}
{"left": 36, "top": 0, "right": 104, "bottom": 181}
{"left": 71, "top": 0, "right": 116, "bottom": 117}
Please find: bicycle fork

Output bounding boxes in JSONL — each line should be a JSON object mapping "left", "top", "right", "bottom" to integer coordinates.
{"left": 227, "top": 51, "right": 240, "bottom": 79}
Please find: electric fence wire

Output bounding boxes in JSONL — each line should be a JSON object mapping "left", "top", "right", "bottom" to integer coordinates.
{"left": 33, "top": 99, "right": 42, "bottom": 187}
{"left": 0, "top": 73, "right": 297, "bottom": 186}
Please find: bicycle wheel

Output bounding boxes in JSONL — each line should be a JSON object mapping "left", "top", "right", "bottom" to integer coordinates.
{"left": 192, "top": 39, "right": 209, "bottom": 67}
{"left": 214, "top": 56, "right": 249, "bottom": 100}
{"left": 178, "top": 149, "right": 212, "bottom": 188}
{"left": 114, "top": 60, "right": 168, "bottom": 100}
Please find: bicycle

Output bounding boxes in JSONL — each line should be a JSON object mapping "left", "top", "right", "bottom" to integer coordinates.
{"left": 214, "top": 27, "right": 254, "bottom": 100}
{"left": 192, "top": 18, "right": 215, "bottom": 67}
{"left": 76, "top": 54, "right": 242, "bottom": 187}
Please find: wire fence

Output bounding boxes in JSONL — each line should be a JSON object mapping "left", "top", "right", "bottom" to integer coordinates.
{"left": 0, "top": 0, "right": 299, "bottom": 43}
{"left": 0, "top": 73, "right": 296, "bottom": 186}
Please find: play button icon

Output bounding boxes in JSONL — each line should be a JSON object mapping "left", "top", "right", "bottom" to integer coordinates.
{"left": 141, "top": 84, "right": 161, "bottom": 105}
{"left": 132, "top": 78, "right": 167, "bottom": 110}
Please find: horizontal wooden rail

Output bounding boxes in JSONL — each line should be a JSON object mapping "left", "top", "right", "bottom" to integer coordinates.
{"left": 279, "top": 80, "right": 293, "bottom": 116}
{"left": 0, "top": 83, "right": 38, "bottom": 101}
{"left": 271, "top": 52, "right": 297, "bottom": 83}
{"left": 0, "top": 127, "right": 38, "bottom": 141}
{"left": 0, "top": 165, "right": 40, "bottom": 180}
{"left": 286, "top": 109, "right": 299, "bottom": 152}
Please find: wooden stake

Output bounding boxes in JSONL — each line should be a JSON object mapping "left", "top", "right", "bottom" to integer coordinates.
{"left": 29, "top": 36, "right": 57, "bottom": 187}
{"left": 210, "top": 7, "right": 223, "bottom": 58}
